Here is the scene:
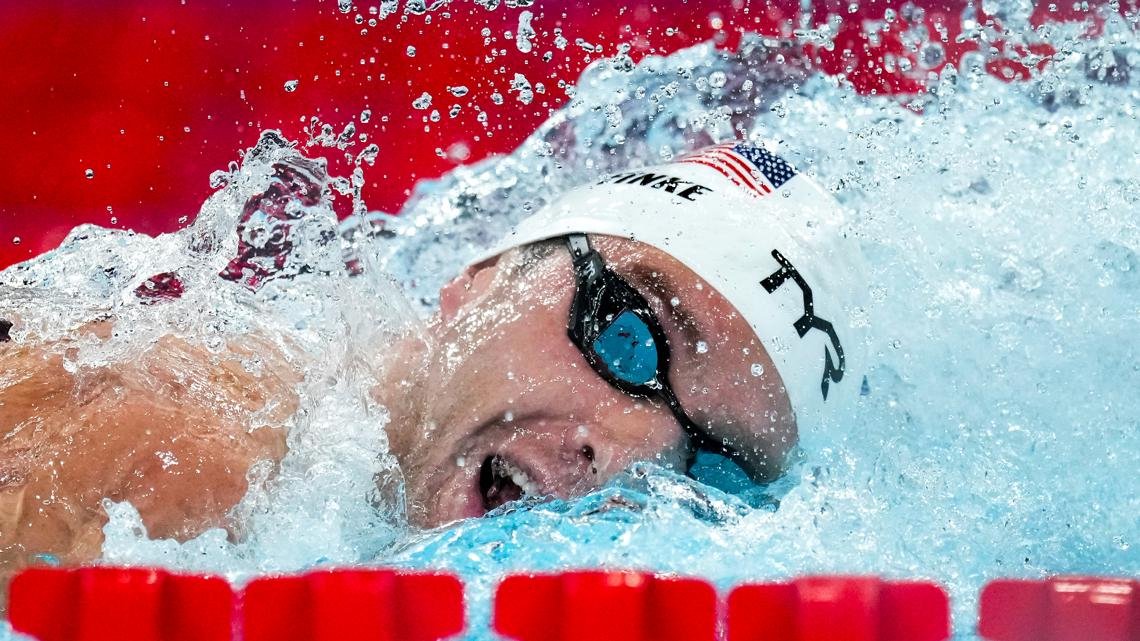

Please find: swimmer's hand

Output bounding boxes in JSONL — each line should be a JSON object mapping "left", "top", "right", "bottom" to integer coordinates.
{"left": 0, "top": 326, "right": 297, "bottom": 611}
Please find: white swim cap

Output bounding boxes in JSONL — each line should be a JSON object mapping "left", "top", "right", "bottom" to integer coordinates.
{"left": 482, "top": 142, "right": 869, "bottom": 433}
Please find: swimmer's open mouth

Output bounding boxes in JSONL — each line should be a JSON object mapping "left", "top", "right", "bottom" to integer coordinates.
{"left": 478, "top": 454, "right": 541, "bottom": 512}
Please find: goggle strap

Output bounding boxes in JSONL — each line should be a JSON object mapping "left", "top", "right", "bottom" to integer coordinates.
{"left": 566, "top": 234, "right": 592, "bottom": 261}
{"left": 567, "top": 234, "right": 606, "bottom": 290}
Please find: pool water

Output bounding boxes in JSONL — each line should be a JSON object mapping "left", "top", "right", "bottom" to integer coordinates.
{"left": 3, "top": 7, "right": 1139, "bottom": 641}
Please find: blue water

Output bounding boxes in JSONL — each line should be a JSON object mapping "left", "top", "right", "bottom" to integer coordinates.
{"left": 3, "top": 7, "right": 1139, "bottom": 641}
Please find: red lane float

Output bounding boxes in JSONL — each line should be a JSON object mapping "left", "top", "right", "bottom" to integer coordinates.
{"left": 726, "top": 576, "right": 951, "bottom": 641}
{"left": 11, "top": 568, "right": 1140, "bottom": 641}
{"left": 8, "top": 568, "right": 463, "bottom": 641}
{"left": 493, "top": 571, "right": 718, "bottom": 641}
{"left": 9, "top": 567, "right": 233, "bottom": 641}
{"left": 242, "top": 570, "right": 465, "bottom": 641}
{"left": 978, "top": 577, "right": 1140, "bottom": 641}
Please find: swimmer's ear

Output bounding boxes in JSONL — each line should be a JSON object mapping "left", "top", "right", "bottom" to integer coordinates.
{"left": 439, "top": 254, "right": 503, "bottom": 321}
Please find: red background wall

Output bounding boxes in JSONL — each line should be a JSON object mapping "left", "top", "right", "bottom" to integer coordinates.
{"left": 0, "top": 0, "right": 1121, "bottom": 269}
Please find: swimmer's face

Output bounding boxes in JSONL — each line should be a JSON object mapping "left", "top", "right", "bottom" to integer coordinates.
{"left": 378, "top": 236, "right": 795, "bottom": 527}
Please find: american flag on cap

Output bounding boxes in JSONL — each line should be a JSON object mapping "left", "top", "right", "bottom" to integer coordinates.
{"left": 678, "top": 142, "right": 797, "bottom": 198}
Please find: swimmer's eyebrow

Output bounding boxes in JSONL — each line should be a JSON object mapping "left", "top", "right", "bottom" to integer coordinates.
{"left": 623, "top": 268, "right": 706, "bottom": 349}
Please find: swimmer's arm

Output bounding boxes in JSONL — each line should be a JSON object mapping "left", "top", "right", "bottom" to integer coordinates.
{"left": 0, "top": 331, "right": 297, "bottom": 611}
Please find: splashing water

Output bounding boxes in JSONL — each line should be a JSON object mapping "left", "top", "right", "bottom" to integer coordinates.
{"left": 379, "top": 22, "right": 1140, "bottom": 638}
{"left": 3, "top": 9, "right": 1140, "bottom": 641}
{"left": 1, "top": 135, "right": 418, "bottom": 580}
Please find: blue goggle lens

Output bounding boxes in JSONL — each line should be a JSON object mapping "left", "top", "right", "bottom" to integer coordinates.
{"left": 591, "top": 310, "right": 659, "bottom": 386}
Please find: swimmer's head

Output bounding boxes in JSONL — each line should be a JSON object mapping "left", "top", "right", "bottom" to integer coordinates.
{"left": 476, "top": 142, "right": 870, "bottom": 436}
{"left": 378, "top": 142, "right": 868, "bottom": 526}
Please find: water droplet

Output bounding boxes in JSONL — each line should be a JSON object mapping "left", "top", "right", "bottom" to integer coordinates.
{"left": 360, "top": 108, "right": 372, "bottom": 123}
{"left": 338, "top": 0, "right": 353, "bottom": 13}
{"left": 515, "top": 10, "right": 535, "bottom": 53}
{"left": 447, "top": 85, "right": 469, "bottom": 97}
{"left": 490, "top": 91, "right": 504, "bottom": 105}
{"left": 283, "top": 79, "right": 299, "bottom": 92}
{"left": 446, "top": 142, "right": 471, "bottom": 161}
{"left": 412, "top": 92, "right": 432, "bottom": 109}
{"left": 751, "top": 363, "right": 765, "bottom": 377}
{"left": 356, "top": 143, "right": 380, "bottom": 166}
{"left": 604, "top": 103, "right": 622, "bottom": 128}
{"left": 406, "top": 45, "right": 416, "bottom": 57}
{"left": 919, "top": 42, "right": 945, "bottom": 68}
{"left": 575, "top": 37, "right": 598, "bottom": 52}
{"left": 695, "top": 341, "right": 709, "bottom": 354}
{"left": 670, "top": 297, "right": 680, "bottom": 306}
{"left": 509, "top": 73, "right": 533, "bottom": 104}
{"left": 84, "top": 168, "right": 94, "bottom": 179}
{"left": 708, "top": 71, "right": 727, "bottom": 88}
{"left": 11, "top": 236, "right": 20, "bottom": 245}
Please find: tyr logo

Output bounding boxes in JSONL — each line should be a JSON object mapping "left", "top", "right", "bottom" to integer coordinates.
{"left": 761, "top": 250, "right": 845, "bottom": 400}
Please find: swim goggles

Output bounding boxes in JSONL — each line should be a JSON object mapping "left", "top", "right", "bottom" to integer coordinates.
{"left": 564, "top": 234, "right": 736, "bottom": 463}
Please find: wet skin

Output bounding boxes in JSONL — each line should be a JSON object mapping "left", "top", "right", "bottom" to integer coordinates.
{"left": 0, "top": 235, "right": 795, "bottom": 608}
{"left": 0, "top": 330, "right": 294, "bottom": 610}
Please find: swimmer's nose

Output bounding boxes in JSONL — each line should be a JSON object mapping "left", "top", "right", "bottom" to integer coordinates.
{"left": 579, "top": 443, "right": 598, "bottom": 476}
{"left": 569, "top": 442, "right": 602, "bottom": 494}
{"left": 571, "top": 436, "right": 606, "bottom": 482}
{"left": 558, "top": 431, "right": 601, "bottom": 486}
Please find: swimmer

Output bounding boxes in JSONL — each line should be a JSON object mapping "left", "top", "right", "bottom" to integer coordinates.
{"left": 0, "top": 142, "right": 866, "bottom": 599}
